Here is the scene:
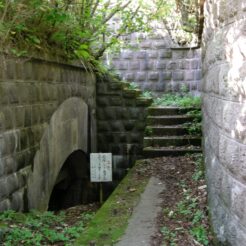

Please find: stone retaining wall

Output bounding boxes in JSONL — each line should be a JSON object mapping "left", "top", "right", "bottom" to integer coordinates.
{"left": 202, "top": 0, "right": 246, "bottom": 244}
{"left": 96, "top": 74, "right": 152, "bottom": 185}
{"left": 0, "top": 56, "right": 96, "bottom": 211}
{"left": 107, "top": 34, "right": 202, "bottom": 95}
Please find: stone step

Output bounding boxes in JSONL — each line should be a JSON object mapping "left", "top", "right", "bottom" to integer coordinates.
{"left": 145, "top": 125, "right": 189, "bottom": 136}
{"left": 143, "top": 146, "right": 202, "bottom": 158}
{"left": 144, "top": 136, "right": 201, "bottom": 148}
{"left": 148, "top": 106, "right": 197, "bottom": 116}
{"left": 147, "top": 115, "right": 194, "bottom": 125}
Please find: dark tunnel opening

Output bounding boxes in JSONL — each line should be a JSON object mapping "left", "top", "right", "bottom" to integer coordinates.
{"left": 48, "top": 150, "right": 98, "bottom": 211}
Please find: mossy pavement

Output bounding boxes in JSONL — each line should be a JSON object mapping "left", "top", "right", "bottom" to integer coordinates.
{"left": 75, "top": 160, "right": 150, "bottom": 246}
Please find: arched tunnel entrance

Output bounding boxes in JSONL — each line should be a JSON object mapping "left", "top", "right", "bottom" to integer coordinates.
{"left": 48, "top": 150, "right": 98, "bottom": 211}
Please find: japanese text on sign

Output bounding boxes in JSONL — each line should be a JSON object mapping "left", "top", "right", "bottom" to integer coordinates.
{"left": 90, "top": 153, "right": 112, "bottom": 182}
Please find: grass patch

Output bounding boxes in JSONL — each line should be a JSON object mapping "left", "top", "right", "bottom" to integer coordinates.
{"left": 75, "top": 160, "right": 150, "bottom": 246}
{"left": 0, "top": 209, "right": 95, "bottom": 246}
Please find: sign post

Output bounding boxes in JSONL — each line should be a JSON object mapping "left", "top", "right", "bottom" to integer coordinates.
{"left": 90, "top": 153, "right": 112, "bottom": 204}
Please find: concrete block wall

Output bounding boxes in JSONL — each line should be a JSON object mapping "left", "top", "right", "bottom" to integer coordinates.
{"left": 202, "top": 0, "right": 246, "bottom": 244}
{"left": 96, "top": 74, "right": 152, "bottom": 183}
{"left": 107, "top": 33, "right": 202, "bottom": 95}
{"left": 0, "top": 56, "right": 96, "bottom": 211}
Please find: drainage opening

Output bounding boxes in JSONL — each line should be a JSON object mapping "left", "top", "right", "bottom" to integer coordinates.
{"left": 48, "top": 150, "right": 98, "bottom": 211}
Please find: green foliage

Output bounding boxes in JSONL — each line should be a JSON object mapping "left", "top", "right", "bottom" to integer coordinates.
{"left": 161, "top": 154, "right": 210, "bottom": 245}
{"left": 154, "top": 0, "right": 201, "bottom": 45}
{"left": 152, "top": 91, "right": 202, "bottom": 136}
{"left": 142, "top": 91, "right": 153, "bottom": 98}
{"left": 161, "top": 226, "right": 178, "bottom": 246}
{"left": 153, "top": 93, "right": 201, "bottom": 107}
{"left": 0, "top": 0, "right": 158, "bottom": 66}
{"left": 185, "top": 109, "right": 202, "bottom": 135}
{"left": 192, "top": 154, "right": 204, "bottom": 181}
{"left": 144, "top": 126, "right": 153, "bottom": 136}
{"left": 128, "top": 82, "right": 139, "bottom": 90}
{"left": 0, "top": 209, "right": 95, "bottom": 246}
{"left": 190, "top": 226, "right": 209, "bottom": 245}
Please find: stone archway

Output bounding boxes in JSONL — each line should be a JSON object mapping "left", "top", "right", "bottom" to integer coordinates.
{"left": 27, "top": 97, "right": 88, "bottom": 211}
{"left": 48, "top": 149, "right": 93, "bottom": 211}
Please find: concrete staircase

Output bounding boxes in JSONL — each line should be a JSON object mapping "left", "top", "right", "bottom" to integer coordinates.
{"left": 143, "top": 107, "right": 202, "bottom": 157}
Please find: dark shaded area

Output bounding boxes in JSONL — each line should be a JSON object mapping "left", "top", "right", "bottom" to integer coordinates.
{"left": 48, "top": 150, "right": 98, "bottom": 211}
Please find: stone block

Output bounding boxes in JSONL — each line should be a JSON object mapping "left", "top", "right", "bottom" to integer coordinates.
{"left": 97, "top": 97, "right": 109, "bottom": 107}
{"left": 1, "top": 107, "right": 15, "bottom": 130}
{"left": 0, "top": 199, "right": 11, "bottom": 211}
{"left": 135, "top": 121, "right": 146, "bottom": 131}
{"left": 231, "top": 181, "right": 246, "bottom": 226}
{"left": 155, "top": 83, "right": 166, "bottom": 92}
{"left": 184, "top": 71, "right": 194, "bottom": 81}
{"left": 167, "top": 62, "right": 177, "bottom": 70}
{"left": 183, "top": 60, "right": 191, "bottom": 69}
{"left": 2, "top": 156, "right": 18, "bottom": 176}
{"left": 172, "top": 50, "right": 184, "bottom": 59}
{"left": 23, "top": 62, "right": 33, "bottom": 81}
{"left": 161, "top": 72, "right": 172, "bottom": 81}
{"left": 11, "top": 188, "right": 24, "bottom": 211}
{"left": 105, "top": 108, "right": 117, "bottom": 120}
{"left": 124, "top": 121, "right": 135, "bottom": 131}
{"left": 97, "top": 121, "right": 110, "bottom": 132}
{"left": 136, "top": 72, "right": 146, "bottom": 81}
{"left": 114, "top": 133, "right": 127, "bottom": 144}
{"left": 140, "top": 40, "right": 152, "bottom": 49}
{"left": 136, "top": 51, "right": 147, "bottom": 59}
{"left": 154, "top": 41, "right": 168, "bottom": 49}
{"left": 117, "top": 62, "right": 128, "bottom": 70}
{"left": 185, "top": 50, "right": 195, "bottom": 59}
{"left": 117, "top": 107, "right": 129, "bottom": 120}
{"left": 6, "top": 60, "right": 16, "bottom": 80}
{"left": 111, "top": 121, "right": 124, "bottom": 131}
{"left": 189, "top": 81, "right": 198, "bottom": 91}
{"left": 194, "top": 70, "right": 202, "bottom": 80}
{"left": 148, "top": 72, "right": 159, "bottom": 81}
{"left": 125, "top": 73, "right": 135, "bottom": 81}
{"left": 111, "top": 144, "right": 122, "bottom": 155}
{"left": 15, "top": 61, "right": 24, "bottom": 80}
{"left": 219, "top": 134, "right": 246, "bottom": 183}
{"left": 221, "top": 101, "right": 246, "bottom": 143}
{"left": 122, "top": 51, "right": 133, "bottom": 59}
{"left": 159, "top": 49, "right": 172, "bottom": 58}
{"left": 165, "top": 82, "right": 172, "bottom": 92}
{"left": 172, "top": 71, "right": 184, "bottom": 81}
{"left": 8, "top": 84, "right": 20, "bottom": 104}
{"left": 140, "top": 61, "right": 154, "bottom": 70}
{"left": 15, "top": 151, "right": 28, "bottom": 171}
{"left": 191, "top": 59, "right": 199, "bottom": 69}
{"left": 97, "top": 110, "right": 106, "bottom": 120}
{"left": 129, "top": 61, "right": 140, "bottom": 70}
{"left": 130, "top": 133, "right": 142, "bottom": 143}
{"left": 1, "top": 131, "right": 20, "bottom": 157}
{"left": 156, "top": 61, "right": 166, "bottom": 69}
{"left": 148, "top": 51, "right": 158, "bottom": 58}
{"left": 129, "top": 108, "right": 140, "bottom": 119}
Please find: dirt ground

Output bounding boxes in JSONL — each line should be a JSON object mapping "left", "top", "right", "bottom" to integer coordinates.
{"left": 147, "top": 155, "right": 213, "bottom": 246}
{"left": 62, "top": 154, "right": 213, "bottom": 246}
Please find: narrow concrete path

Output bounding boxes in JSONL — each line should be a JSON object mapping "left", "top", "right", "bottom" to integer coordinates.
{"left": 116, "top": 177, "right": 166, "bottom": 246}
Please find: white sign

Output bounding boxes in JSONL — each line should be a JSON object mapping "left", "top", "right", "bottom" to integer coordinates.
{"left": 90, "top": 153, "right": 112, "bottom": 182}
